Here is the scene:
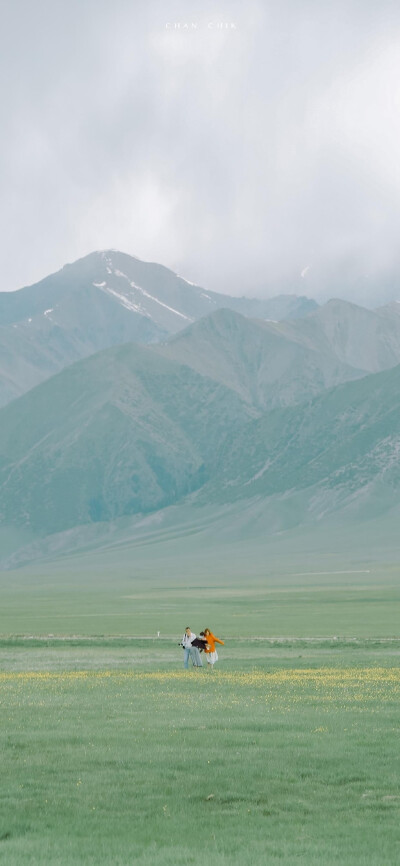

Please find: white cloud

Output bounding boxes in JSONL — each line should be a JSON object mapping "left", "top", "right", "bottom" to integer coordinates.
{"left": 1, "top": 0, "right": 400, "bottom": 305}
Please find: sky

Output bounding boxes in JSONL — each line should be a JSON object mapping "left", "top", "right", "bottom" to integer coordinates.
{"left": 2, "top": 0, "right": 400, "bottom": 305}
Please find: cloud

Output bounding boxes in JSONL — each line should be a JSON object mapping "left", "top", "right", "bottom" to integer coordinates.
{"left": 1, "top": 0, "right": 400, "bottom": 306}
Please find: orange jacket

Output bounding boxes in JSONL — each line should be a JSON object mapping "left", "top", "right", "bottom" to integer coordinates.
{"left": 204, "top": 633, "right": 224, "bottom": 653}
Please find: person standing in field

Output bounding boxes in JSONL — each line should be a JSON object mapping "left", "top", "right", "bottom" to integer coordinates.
{"left": 203, "top": 628, "right": 224, "bottom": 669}
{"left": 180, "top": 627, "right": 203, "bottom": 669}
{"left": 191, "top": 632, "right": 207, "bottom": 659}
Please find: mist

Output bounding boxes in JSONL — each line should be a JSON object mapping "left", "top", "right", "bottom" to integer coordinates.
{"left": 2, "top": 0, "right": 400, "bottom": 305}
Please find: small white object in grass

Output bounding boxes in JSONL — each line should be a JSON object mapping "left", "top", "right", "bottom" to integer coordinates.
{"left": 157, "top": 631, "right": 160, "bottom": 637}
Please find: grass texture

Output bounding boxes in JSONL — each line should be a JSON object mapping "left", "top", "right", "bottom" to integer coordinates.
{"left": 1, "top": 645, "right": 400, "bottom": 865}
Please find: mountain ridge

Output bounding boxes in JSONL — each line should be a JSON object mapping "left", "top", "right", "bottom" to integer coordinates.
{"left": 0, "top": 249, "right": 317, "bottom": 407}
{"left": 154, "top": 307, "right": 366, "bottom": 410}
{"left": 0, "top": 340, "right": 253, "bottom": 536}
{"left": 1, "top": 338, "right": 400, "bottom": 566}
{"left": 1, "top": 253, "right": 400, "bottom": 568}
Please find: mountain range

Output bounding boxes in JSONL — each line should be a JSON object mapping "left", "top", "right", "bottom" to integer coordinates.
{"left": 0, "top": 250, "right": 316, "bottom": 407}
{"left": 1, "top": 249, "right": 400, "bottom": 568}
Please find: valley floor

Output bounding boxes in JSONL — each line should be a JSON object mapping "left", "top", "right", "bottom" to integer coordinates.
{"left": 1, "top": 639, "right": 400, "bottom": 865}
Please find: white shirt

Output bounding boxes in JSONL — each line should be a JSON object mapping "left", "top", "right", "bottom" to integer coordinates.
{"left": 181, "top": 631, "right": 196, "bottom": 647}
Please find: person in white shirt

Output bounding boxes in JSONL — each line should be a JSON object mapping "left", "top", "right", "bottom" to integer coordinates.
{"left": 180, "top": 626, "right": 203, "bottom": 668}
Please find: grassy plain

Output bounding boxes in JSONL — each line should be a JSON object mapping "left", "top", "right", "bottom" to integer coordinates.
{"left": 1, "top": 540, "right": 400, "bottom": 638}
{"left": 1, "top": 553, "right": 400, "bottom": 864}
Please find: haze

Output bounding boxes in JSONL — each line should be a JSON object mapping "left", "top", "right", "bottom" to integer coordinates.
{"left": 2, "top": 0, "right": 400, "bottom": 305}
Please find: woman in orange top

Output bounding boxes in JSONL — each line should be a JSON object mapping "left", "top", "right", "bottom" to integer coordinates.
{"left": 203, "top": 628, "right": 224, "bottom": 669}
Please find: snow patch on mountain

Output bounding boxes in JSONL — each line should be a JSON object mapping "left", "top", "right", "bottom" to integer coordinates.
{"left": 177, "top": 275, "right": 196, "bottom": 286}
{"left": 102, "top": 252, "right": 113, "bottom": 275}
{"left": 98, "top": 284, "right": 147, "bottom": 316}
{"left": 134, "top": 284, "right": 193, "bottom": 322}
{"left": 112, "top": 268, "right": 193, "bottom": 322}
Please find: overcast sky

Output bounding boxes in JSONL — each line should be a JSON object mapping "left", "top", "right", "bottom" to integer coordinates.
{"left": 2, "top": 0, "right": 400, "bottom": 304}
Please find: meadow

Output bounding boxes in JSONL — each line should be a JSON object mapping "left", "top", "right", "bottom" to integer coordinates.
{"left": 1, "top": 554, "right": 400, "bottom": 864}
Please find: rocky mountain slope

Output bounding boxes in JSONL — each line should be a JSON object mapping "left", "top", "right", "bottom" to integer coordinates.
{"left": 154, "top": 308, "right": 365, "bottom": 410}
{"left": 2, "top": 259, "right": 400, "bottom": 568}
{"left": 290, "top": 298, "right": 400, "bottom": 373}
{"left": 204, "top": 362, "right": 400, "bottom": 507}
{"left": 0, "top": 250, "right": 316, "bottom": 406}
{"left": 0, "top": 327, "right": 399, "bottom": 565}
{"left": 0, "top": 342, "right": 252, "bottom": 536}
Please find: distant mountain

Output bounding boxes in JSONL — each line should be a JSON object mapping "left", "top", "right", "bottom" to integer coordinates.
{"left": 292, "top": 298, "right": 400, "bottom": 373}
{"left": 0, "top": 250, "right": 317, "bottom": 407}
{"left": 2, "top": 258, "right": 400, "bottom": 568}
{"left": 154, "top": 307, "right": 365, "bottom": 410}
{"left": 214, "top": 293, "right": 317, "bottom": 321}
{"left": 0, "top": 342, "right": 252, "bottom": 537}
{"left": 203, "top": 362, "right": 400, "bottom": 509}
{"left": 154, "top": 298, "right": 400, "bottom": 412}
{"left": 1, "top": 331, "right": 400, "bottom": 566}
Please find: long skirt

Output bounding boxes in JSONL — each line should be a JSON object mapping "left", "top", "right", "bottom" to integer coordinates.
{"left": 190, "top": 646, "right": 203, "bottom": 666}
{"left": 206, "top": 650, "right": 218, "bottom": 665}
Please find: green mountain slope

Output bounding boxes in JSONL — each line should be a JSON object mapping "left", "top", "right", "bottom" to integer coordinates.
{"left": 0, "top": 284, "right": 162, "bottom": 405}
{"left": 0, "top": 250, "right": 316, "bottom": 407}
{"left": 204, "top": 363, "right": 400, "bottom": 504}
{"left": 0, "top": 343, "right": 252, "bottom": 536}
{"left": 155, "top": 308, "right": 365, "bottom": 410}
{"left": 290, "top": 298, "right": 400, "bottom": 373}
{"left": 1, "top": 318, "right": 400, "bottom": 568}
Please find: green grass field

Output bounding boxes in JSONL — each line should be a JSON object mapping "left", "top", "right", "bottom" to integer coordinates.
{"left": 1, "top": 556, "right": 400, "bottom": 864}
